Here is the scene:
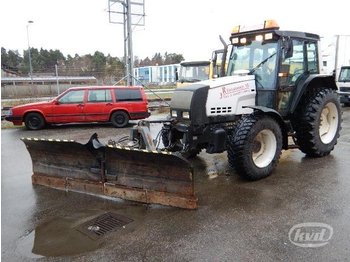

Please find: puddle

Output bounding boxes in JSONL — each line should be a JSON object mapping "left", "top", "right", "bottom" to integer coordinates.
{"left": 16, "top": 213, "right": 106, "bottom": 257}
{"left": 15, "top": 207, "right": 144, "bottom": 258}
{"left": 16, "top": 230, "right": 44, "bottom": 259}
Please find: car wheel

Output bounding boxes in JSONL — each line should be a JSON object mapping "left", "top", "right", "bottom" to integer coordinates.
{"left": 111, "top": 111, "right": 129, "bottom": 128}
{"left": 24, "top": 112, "right": 45, "bottom": 130}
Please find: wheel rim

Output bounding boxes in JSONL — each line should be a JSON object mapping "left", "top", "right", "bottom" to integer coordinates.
{"left": 115, "top": 115, "right": 125, "bottom": 124}
{"left": 252, "top": 129, "right": 277, "bottom": 168}
{"left": 29, "top": 116, "right": 41, "bottom": 128}
{"left": 319, "top": 102, "right": 339, "bottom": 144}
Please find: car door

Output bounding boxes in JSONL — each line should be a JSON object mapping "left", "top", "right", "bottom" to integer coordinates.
{"left": 51, "top": 89, "right": 86, "bottom": 123}
{"left": 83, "top": 89, "right": 113, "bottom": 122}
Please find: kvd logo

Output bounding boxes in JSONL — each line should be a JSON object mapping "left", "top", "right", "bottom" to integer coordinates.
{"left": 288, "top": 223, "right": 333, "bottom": 248}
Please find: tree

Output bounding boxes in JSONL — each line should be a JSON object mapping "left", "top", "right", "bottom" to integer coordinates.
{"left": 91, "top": 51, "right": 107, "bottom": 77}
{"left": 1, "top": 47, "right": 23, "bottom": 69}
{"left": 136, "top": 52, "right": 184, "bottom": 67}
{"left": 166, "top": 53, "right": 184, "bottom": 64}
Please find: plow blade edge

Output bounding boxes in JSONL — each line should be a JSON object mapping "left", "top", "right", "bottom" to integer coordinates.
{"left": 22, "top": 137, "right": 197, "bottom": 209}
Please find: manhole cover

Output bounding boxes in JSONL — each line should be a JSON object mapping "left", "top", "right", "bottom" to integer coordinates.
{"left": 76, "top": 212, "right": 133, "bottom": 240}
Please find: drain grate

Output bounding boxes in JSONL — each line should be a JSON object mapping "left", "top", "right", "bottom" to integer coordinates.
{"left": 76, "top": 212, "right": 133, "bottom": 240}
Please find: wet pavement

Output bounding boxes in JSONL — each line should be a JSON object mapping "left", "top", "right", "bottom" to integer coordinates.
{"left": 1, "top": 109, "right": 350, "bottom": 261}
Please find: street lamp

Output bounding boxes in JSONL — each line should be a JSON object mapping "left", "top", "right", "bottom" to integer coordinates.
{"left": 26, "top": 20, "right": 34, "bottom": 84}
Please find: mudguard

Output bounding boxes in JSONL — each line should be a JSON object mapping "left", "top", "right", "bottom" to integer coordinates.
{"left": 21, "top": 134, "right": 197, "bottom": 209}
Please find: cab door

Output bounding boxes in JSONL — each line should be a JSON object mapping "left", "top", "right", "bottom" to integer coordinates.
{"left": 51, "top": 89, "right": 85, "bottom": 123}
{"left": 277, "top": 39, "right": 319, "bottom": 116}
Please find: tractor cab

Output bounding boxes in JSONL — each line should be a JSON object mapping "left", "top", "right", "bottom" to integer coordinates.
{"left": 226, "top": 20, "right": 322, "bottom": 116}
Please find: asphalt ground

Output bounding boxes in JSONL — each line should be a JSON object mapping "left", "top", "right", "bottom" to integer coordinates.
{"left": 1, "top": 108, "right": 350, "bottom": 261}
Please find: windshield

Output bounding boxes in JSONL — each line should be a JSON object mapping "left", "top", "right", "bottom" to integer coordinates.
{"left": 227, "top": 40, "right": 278, "bottom": 88}
{"left": 178, "top": 64, "right": 210, "bottom": 82}
{"left": 339, "top": 68, "right": 350, "bottom": 82}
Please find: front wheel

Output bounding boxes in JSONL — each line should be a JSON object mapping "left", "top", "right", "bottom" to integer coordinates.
{"left": 227, "top": 115, "right": 282, "bottom": 181}
{"left": 111, "top": 111, "right": 129, "bottom": 128}
{"left": 24, "top": 112, "right": 45, "bottom": 130}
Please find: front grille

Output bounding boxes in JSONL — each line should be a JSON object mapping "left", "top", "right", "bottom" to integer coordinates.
{"left": 339, "top": 86, "right": 350, "bottom": 92}
{"left": 210, "top": 106, "right": 232, "bottom": 114}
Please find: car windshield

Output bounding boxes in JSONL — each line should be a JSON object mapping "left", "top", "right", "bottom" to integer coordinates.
{"left": 339, "top": 68, "right": 350, "bottom": 82}
{"left": 178, "top": 64, "right": 210, "bottom": 82}
{"left": 227, "top": 40, "right": 278, "bottom": 88}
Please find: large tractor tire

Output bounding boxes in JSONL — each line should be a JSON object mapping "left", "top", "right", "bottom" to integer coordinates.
{"left": 227, "top": 115, "right": 282, "bottom": 181}
{"left": 293, "top": 88, "right": 341, "bottom": 157}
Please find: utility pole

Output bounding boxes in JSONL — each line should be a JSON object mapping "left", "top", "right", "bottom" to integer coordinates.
{"left": 126, "top": 0, "right": 134, "bottom": 86}
{"left": 55, "top": 64, "right": 60, "bottom": 95}
{"left": 108, "top": 0, "right": 145, "bottom": 86}
{"left": 26, "top": 20, "right": 34, "bottom": 85}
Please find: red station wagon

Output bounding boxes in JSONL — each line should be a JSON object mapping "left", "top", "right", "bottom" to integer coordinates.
{"left": 5, "top": 86, "right": 150, "bottom": 130}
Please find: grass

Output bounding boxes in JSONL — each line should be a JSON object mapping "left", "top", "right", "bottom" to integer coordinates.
{"left": 1, "top": 97, "right": 52, "bottom": 108}
{"left": 146, "top": 93, "right": 172, "bottom": 101}
{"left": 1, "top": 120, "right": 19, "bottom": 129}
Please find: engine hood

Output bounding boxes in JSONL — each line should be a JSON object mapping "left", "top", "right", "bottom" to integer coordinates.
{"left": 200, "top": 75, "right": 255, "bottom": 89}
{"left": 170, "top": 74, "right": 256, "bottom": 125}
{"left": 13, "top": 100, "right": 53, "bottom": 109}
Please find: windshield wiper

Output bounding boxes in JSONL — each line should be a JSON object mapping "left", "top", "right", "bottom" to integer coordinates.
{"left": 249, "top": 52, "right": 277, "bottom": 74}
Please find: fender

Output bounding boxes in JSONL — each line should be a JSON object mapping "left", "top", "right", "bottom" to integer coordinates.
{"left": 23, "top": 109, "right": 46, "bottom": 121}
{"left": 289, "top": 74, "right": 337, "bottom": 114}
{"left": 243, "top": 105, "right": 289, "bottom": 149}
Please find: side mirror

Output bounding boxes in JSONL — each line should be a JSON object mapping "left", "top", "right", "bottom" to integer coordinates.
{"left": 54, "top": 100, "right": 60, "bottom": 105}
{"left": 212, "top": 52, "right": 218, "bottom": 63}
{"left": 284, "top": 38, "right": 293, "bottom": 59}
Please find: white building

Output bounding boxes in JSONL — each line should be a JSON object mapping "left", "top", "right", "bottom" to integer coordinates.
{"left": 134, "top": 64, "right": 179, "bottom": 85}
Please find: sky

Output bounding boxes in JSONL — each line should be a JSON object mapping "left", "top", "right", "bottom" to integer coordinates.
{"left": 1, "top": 0, "right": 349, "bottom": 62}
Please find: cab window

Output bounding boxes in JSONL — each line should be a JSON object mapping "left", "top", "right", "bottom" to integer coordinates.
{"left": 58, "top": 90, "right": 84, "bottom": 104}
{"left": 306, "top": 42, "right": 319, "bottom": 74}
{"left": 88, "top": 89, "right": 112, "bottom": 103}
{"left": 280, "top": 39, "right": 304, "bottom": 86}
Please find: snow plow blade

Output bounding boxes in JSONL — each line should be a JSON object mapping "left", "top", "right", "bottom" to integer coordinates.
{"left": 21, "top": 136, "right": 197, "bottom": 209}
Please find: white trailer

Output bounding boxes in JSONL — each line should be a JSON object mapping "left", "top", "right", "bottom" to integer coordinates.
{"left": 321, "top": 35, "right": 350, "bottom": 105}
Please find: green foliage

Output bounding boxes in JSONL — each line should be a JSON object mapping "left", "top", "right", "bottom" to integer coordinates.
{"left": 1, "top": 47, "right": 184, "bottom": 80}
{"left": 1, "top": 47, "right": 23, "bottom": 69}
{"left": 134, "top": 52, "right": 184, "bottom": 67}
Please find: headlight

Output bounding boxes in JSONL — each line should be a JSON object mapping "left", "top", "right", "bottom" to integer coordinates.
{"left": 171, "top": 110, "right": 177, "bottom": 117}
{"left": 182, "top": 111, "right": 190, "bottom": 119}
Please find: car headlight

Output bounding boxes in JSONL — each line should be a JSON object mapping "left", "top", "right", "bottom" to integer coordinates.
{"left": 171, "top": 110, "right": 177, "bottom": 117}
{"left": 182, "top": 111, "right": 190, "bottom": 119}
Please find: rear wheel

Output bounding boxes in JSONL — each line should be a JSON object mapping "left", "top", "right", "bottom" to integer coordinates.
{"left": 293, "top": 88, "right": 341, "bottom": 157}
{"left": 111, "top": 111, "right": 129, "bottom": 128}
{"left": 24, "top": 112, "right": 45, "bottom": 130}
{"left": 227, "top": 115, "right": 282, "bottom": 181}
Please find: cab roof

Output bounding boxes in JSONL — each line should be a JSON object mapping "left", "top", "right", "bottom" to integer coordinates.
{"left": 231, "top": 29, "right": 320, "bottom": 41}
